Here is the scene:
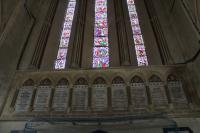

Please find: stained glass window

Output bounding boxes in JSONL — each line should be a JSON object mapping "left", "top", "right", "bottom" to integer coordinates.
{"left": 93, "top": 0, "right": 109, "bottom": 68}
{"left": 127, "top": 0, "right": 148, "bottom": 66}
{"left": 55, "top": 0, "right": 76, "bottom": 69}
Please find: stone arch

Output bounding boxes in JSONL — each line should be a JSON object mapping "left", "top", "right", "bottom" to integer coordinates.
{"left": 111, "top": 73, "right": 127, "bottom": 83}
{"left": 91, "top": 73, "right": 109, "bottom": 85}
{"left": 167, "top": 74, "right": 179, "bottom": 82}
{"left": 112, "top": 76, "right": 125, "bottom": 84}
{"left": 75, "top": 77, "right": 88, "bottom": 85}
{"left": 128, "top": 72, "right": 146, "bottom": 84}
{"left": 39, "top": 78, "right": 52, "bottom": 86}
{"left": 149, "top": 75, "right": 162, "bottom": 82}
{"left": 131, "top": 75, "right": 144, "bottom": 83}
{"left": 93, "top": 77, "right": 107, "bottom": 84}
{"left": 22, "top": 79, "right": 35, "bottom": 86}
{"left": 57, "top": 78, "right": 69, "bottom": 85}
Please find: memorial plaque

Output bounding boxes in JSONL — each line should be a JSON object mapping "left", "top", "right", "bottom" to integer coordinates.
{"left": 112, "top": 84, "right": 128, "bottom": 111}
{"left": 149, "top": 82, "right": 168, "bottom": 108}
{"left": 33, "top": 86, "right": 51, "bottom": 112}
{"left": 15, "top": 86, "right": 34, "bottom": 112}
{"left": 92, "top": 84, "right": 108, "bottom": 111}
{"left": 168, "top": 81, "right": 188, "bottom": 108}
{"left": 52, "top": 85, "right": 69, "bottom": 111}
{"left": 130, "top": 83, "right": 147, "bottom": 109}
{"left": 72, "top": 85, "right": 88, "bottom": 111}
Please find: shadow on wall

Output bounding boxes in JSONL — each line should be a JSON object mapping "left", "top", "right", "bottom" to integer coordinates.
{"left": 92, "top": 130, "right": 107, "bottom": 133}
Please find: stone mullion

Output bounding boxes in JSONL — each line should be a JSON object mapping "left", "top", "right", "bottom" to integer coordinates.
{"left": 30, "top": 0, "right": 59, "bottom": 69}
{"left": 144, "top": 0, "right": 173, "bottom": 65}
{"left": 70, "top": 0, "right": 87, "bottom": 68}
{"left": 113, "top": 0, "right": 130, "bottom": 66}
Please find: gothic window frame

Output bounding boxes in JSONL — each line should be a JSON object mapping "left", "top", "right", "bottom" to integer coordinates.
{"left": 92, "top": 0, "right": 110, "bottom": 68}
{"left": 126, "top": 0, "right": 148, "bottom": 66}
{"left": 54, "top": 0, "right": 77, "bottom": 69}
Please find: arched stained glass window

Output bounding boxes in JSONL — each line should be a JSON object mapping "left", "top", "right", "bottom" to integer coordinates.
{"left": 127, "top": 0, "right": 148, "bottom": 66}
{"left": 54, "top": 0, "right": 76, "bottom": 69}
{"left": 92, "top": 0, "right": 109, "bottom": 68}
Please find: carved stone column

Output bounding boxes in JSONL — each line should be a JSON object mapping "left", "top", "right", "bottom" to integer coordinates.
{"left": 113, "top": 0, "right": 131, "bottom": 66}
{"left": 29, "top": 0, "right": 59, "bottom": 69}
{"left": 144, "top": 0, "right": 174, "bottom": 65}
{"left": 70, "top": 0, "right": 88, "bottom": 68}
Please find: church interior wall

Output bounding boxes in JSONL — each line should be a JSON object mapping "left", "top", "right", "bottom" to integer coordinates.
{"left": 0, "top": 0, "right": 199, "bottom": 132}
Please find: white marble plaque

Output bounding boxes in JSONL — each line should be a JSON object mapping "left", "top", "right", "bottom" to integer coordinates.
{"left": 15, "top": 86, "right": 34, "bottom": 112}
{"left": 92, "top": 84, "right": 108, "bottom": 111}
{"left": 168, "top": 81, "right": 188, "bottom": 108}
{"left": 130, "top": 83, "right": 148, "bottom": 109}
{"left": 112, "top": 84, "right": 128, "bottom": 111}
{"left": 52, "top": 85, "right": 69, "bottom": 111}
{"left": 33, "top": 86, "right": 51, "bottom": 112}
{"left": 72, "top": 85, "right": 88, "bottom": 111}
{"left": 149, "top": 82, "right": 168, "bottom": 108}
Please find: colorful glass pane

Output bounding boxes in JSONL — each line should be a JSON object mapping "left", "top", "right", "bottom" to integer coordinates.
{"left": 94, "top": 37, "right": 109, "bottom": 46}
{"left": 93, "top": 57, "right": 109, "bottom": 68}
{"left": 93, "top": 0, "right": 109, "bottom": 68}
{"left": 55, "top": 0, "right": 76, "bottom": 69}
{"left": 127, "top": 0, "right": 148, "bottom": 66}
{"left": 93, "top": 47, "right": 109, "bottom": 58}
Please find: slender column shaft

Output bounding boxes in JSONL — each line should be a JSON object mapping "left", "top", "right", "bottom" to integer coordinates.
{"left": 70, "top": 0, "right": 88, "bottom": 68}
{"left": 30, "top": 0, "right": 59, "bottom": 69}
{"left": 113, "top": 0, "right": 131, "bottom": 66}
{"left": 144, "top": 0, "right": 173, "bottom": 64}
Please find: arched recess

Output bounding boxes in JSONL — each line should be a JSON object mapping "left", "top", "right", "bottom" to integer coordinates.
{"left": 167, "top": 74, "right": 188, "bottom": 108}
{"left": 92, "top": 77, "right": 108, "bottom": 111}
{"left": 52, "top": 78, "right": 70, "bottom": 112}
{"left": 33, "top": 78, "right": 52, "bottom": 112}
{"left": 148, "top": 75, "right": 168, "bottom": 109}
{"left": 130, "top": 76, "right": 148, "bottom": 110}
{"left": 111, "top": 76, "right": 128, "bottom": 111}
{"left": 15, "top": 79, "right": 35, "bottom": 112}
{"left": 72, "top": 78, "right": 89, "bottom": 111}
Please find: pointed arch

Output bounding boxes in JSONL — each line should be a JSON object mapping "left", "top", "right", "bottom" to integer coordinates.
{"left": 131, "top": 75, "right": 144, "bottom": 83}
{"left": 93, "top": 77, "right": 107, "bottom": 84}
{"left": 57, "top": 78, "right": 69, "bottom": 85}
{"left": 149, "top": 75, "right": 162, "bottom": 82}
{"left": 39, "top": 78, "right": 52, "bottom": 86}
{"left": 75, "top": 77, "right": 88, "bottom": 85}
{"left": 112, "top": 76, "right": 125, "bottom": 84}
{"left": 23, "top": 79, "right": 34, "bottom": 86}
